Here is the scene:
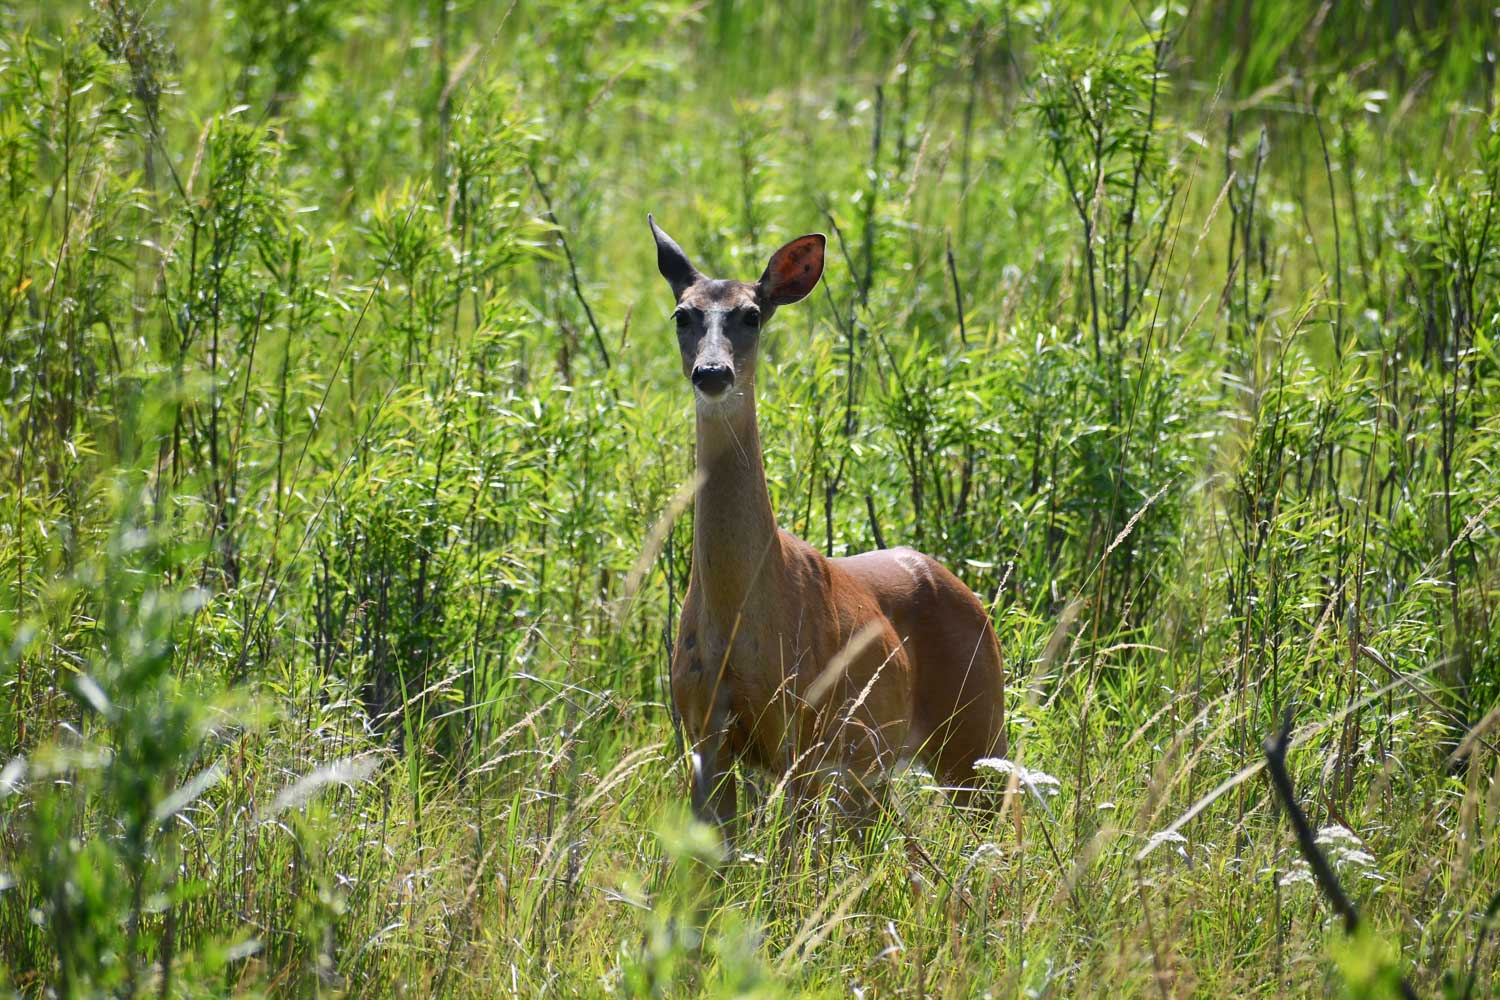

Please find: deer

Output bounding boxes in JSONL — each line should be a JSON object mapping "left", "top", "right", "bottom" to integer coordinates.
{"left": 649, "top": 214, "right": 1007, "bottom": 834}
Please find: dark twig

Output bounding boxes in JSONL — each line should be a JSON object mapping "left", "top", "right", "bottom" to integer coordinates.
{"left": 945, "top": 232, "right": 967, "bottom": 346}
{"left": 1312, "top": 105, "right": 1343, "bottom": 364}
{"left": 1119, "top": 6, "right": 1168, "bottom": 333}
{"left": 864, "top": 494, "right": 887, "bottom": 550}
{"left": 1264, "top": 716, "right": 1359, "bottom": 932}
{"left": 858, "top": 85, "right": 884, "bottom": 309}
{"left": 1460, "top": 890, "right": 1500, "bottom": 1000}
{"left": 1263, "top": 713, "right": 1420, "bottom": 1000}
{"left": 527, "top": 163, "right": 611, "bottom": 369}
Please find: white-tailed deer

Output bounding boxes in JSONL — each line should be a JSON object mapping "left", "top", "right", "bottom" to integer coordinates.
{"left": 650, "top": 215, "right": 1006, "bottom": 831}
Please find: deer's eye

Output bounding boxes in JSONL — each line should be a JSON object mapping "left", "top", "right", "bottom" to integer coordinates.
{"left": 742, "top": 309, "right": 761, "bottom": 328}
{"left": 673, "top": 310, "right": 690, "bottom": 329}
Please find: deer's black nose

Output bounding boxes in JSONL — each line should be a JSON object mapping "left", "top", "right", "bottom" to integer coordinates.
{"left": 692, "top": 364, "right": 734, "bottom": 396}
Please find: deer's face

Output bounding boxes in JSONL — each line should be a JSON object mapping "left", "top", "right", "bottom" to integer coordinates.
{"left": 648, "top": 215, "right": 825, "bottom": 411}
{"left": 672, "top": 281, "right": 762, "bottom": 404}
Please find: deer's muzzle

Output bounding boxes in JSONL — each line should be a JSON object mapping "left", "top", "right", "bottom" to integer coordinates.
{"left": 691, "top": 364, "right": 734, "bottom": 397}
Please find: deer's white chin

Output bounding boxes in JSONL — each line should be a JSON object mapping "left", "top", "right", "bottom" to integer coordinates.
{"left": 694, "top": 387, "right": 743, "bottom": 412}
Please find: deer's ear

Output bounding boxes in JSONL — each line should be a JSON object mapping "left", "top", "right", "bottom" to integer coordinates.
{"left": 759, "top": 234, "right": 826, "bottom": 307}
{"left": 648, "top": 214, "right": 700, "bottom": 297}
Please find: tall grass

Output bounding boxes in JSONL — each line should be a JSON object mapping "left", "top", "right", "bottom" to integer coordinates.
{"left": 1, "top": 0, "right": 1498, "bottom": 995}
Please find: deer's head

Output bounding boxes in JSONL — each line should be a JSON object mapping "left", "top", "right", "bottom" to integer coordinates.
{"left": 649, "top": 215, "right": 825, "bottom": 409}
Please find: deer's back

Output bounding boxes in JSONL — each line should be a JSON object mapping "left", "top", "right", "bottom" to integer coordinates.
{"left": 832, "top": 545, "right": 1007, "bottom": 762}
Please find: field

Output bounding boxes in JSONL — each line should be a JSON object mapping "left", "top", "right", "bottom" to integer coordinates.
{"left": 2, "top": 0, "right": 1499, "bottom": 996}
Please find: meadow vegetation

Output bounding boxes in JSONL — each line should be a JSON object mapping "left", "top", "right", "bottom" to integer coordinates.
{"left": 2, "top": 0, "right": 1499, "bottom": 995}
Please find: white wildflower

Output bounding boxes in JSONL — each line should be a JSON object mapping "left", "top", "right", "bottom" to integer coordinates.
{"left": 1316, "top": 825, "right": 1382, "bottom": 877}
{"left": 1279, "top": 867, "right": 1315, "bottom": 887}
{"left": 1316, "top": 824, "right": 1362, "bottom": 846}
{"left": 1277, "top": 825, "right": 1384, "bottom": 892}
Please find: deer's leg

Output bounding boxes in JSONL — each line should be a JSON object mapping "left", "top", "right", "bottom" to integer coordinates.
{"left": 927, "top": 701, "right": 1007, "bottom": 814}
{"left": 768, "top": 728, "right": 834, "bottom": 857}
{"left": 689, "top": 681, "right": 739, "bottom": 836}
{"left": 909, "top": 612, "right": 1006, "bottom": 813}
{"left": 827, "top": 768, "right": 892, "bottom": 844}
{"left": 691, "top": 739, "right": 738, "bottom": 833}
{"left": 785, "top": 631, "right": 910, "bottom": 838}
{"left": 836, "top": 715, "right": 905, "bottom": 838}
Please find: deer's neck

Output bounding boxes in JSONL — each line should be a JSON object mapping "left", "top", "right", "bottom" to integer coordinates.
{"left": 692, "top": 390, "right": 781, "bottom": 621}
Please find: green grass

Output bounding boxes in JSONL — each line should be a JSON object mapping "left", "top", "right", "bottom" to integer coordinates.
{"left": 1, "top": 0, "right": 1498, "bottom": 996}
